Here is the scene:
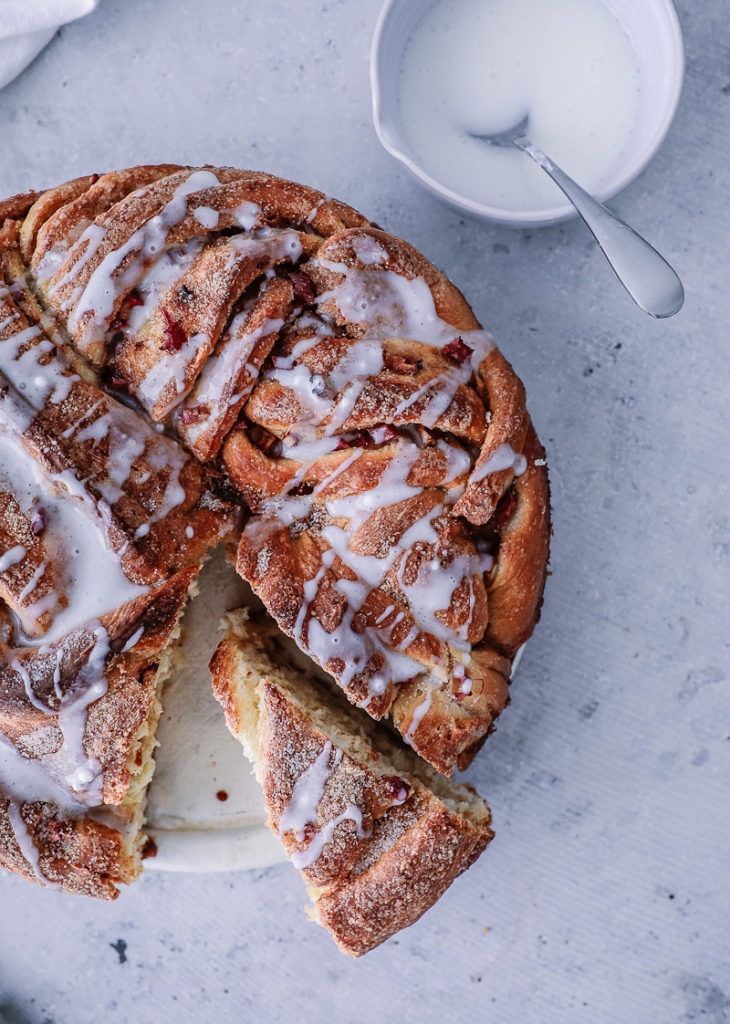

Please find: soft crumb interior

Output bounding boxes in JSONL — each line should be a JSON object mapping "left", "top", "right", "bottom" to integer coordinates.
{"left": 219, "top": 609, "right": 263, "bottom": 766}
{"left": 221, "top": 610, "right": 490, "bottom": 829}
{"left": 116, "top": 598, "right": 190, "bottom": 880}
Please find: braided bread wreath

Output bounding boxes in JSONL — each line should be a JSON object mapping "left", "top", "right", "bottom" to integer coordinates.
{"left": 0, "top": 165, "right": 549, "bottom": 954}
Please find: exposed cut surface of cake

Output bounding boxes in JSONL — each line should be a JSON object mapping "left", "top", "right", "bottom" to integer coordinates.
{"left": 211, "top": 609, "right": 494, "bottom": 955}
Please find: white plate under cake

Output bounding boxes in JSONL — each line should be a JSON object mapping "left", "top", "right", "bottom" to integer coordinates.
{"left": 0, "top": 165, "right": 549, "bottom": 954}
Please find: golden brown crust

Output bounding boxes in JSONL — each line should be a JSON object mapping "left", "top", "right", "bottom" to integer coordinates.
{"left": 453, "top": 348, "right": 529, "bottom": 524}
{"left": 0, "top": 795, "right": 124, "bottom": 900}
{"left": 313, "top": 796, "right": 491, "bottom": 956}
{"left": 389, "top": 647, "right": 511, "bottom": 776}
{"left": 20, "top": 174, "right": 101, "bottom": 262}
{"left": 486, "top": 422, "right": 551, "bottom": 656}
{"left": 209, "top": 634, "right": 245, "bottom": 737}
{"left": 28, "top": 164, "right": 184, "bottom": 266}
{"left": 0, "top": 189, "right": 45, "bottom": 226}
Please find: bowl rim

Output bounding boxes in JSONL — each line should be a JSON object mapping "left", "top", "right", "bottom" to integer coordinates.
{"left": 370, "top": 0, "right": 685, "bottom": 227}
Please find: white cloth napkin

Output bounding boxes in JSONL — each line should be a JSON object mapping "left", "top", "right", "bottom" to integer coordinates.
{"left": 0, "top": 0, "right": 98, "bottom": 89}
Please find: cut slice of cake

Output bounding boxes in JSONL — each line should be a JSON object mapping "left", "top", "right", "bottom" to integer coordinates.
{"left": 210, "top": 608, "right": 494, "bottom": 956}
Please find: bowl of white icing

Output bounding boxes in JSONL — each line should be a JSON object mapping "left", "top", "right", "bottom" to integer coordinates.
{"left": 371, "top": 0, "right": 684, "bottom": 227}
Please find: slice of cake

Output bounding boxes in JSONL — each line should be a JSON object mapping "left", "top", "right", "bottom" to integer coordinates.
{"left": 210, "top": 608, "right": 494, "bottom": 956}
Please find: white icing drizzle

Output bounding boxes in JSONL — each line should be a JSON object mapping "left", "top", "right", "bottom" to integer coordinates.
{"left": 17, "top": 561, "right": 47, "bottom": 603}
{"left": 67, "top": 170, "right": 222, "bottom": 343}
{"left": 231, "top": 228, "right": 303, "bottom": 269}
{"left": 120, "top": 626, "right": 144, "bottom": 653}
{"left": 52, "top": 648, "right": 63, "bottom": 699}
{"left": 290, "top": 805, "right": 368, "bottom": 871}
{"left": 305, "top": 196, "right": 329, "bottom": 224}
{"left": 0, "top": 414, "right": 146, "bottom": 645}
{"left": 279, "top": 741, "right": 341, "bottom": 839}
{"left": 278, "top": 740, "right": 370, "bottom": 871}
{"left": 11, "top": 657, "right": 49, "bottom": 712}
{"left": 454, "top": 662, "right": 472, "bottom": 696}
{"left": 2, "top": 619, "right": 112, "bottom": 820}
{"left": 193, "top": 205, "right": 219, "bottom": 230}
{"left": 469, "top": 442, "right": 528, "bottom": 484}
{"left": 235, "top": 201, "right": 263, "bottom": 230}
{"left": 350, "top": 235, "right": 390, "bottom": 266}
{"left": 0, "top": 545, "right": 26, "bottom": 572}
{"left": 0, "top": 312, "right": 19, "bottom": 332}
{"left": 375, "top": 604, "right": 395, "bottom": 626}
{"left": 404, "top": 688, "right": 433, "bottom": 744}
{"left": 7, "top": 800, "right": 48, "bottom": 884}
{"left": 243, "top": 249, "right": 503, "bottom": 705}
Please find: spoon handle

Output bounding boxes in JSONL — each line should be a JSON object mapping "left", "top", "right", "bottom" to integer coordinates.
{"left": 514, "top": 138, "right": 684, "bottom": 319}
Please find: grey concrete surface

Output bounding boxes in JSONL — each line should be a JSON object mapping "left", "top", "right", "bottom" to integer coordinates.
{"left": 0, "top": 1, "right": 728, "bottom": 1022}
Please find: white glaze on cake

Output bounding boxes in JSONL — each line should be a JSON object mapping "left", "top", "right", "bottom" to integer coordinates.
{"left": 242, "top": 247, "right": 500, "bottom": 719}
{"left": 0, "top": 434, "right": 146, "bottom": 639}
{"left": 278, "top": 739, "right": 370, "bottom": 871}
{"left": 66, "top": 170, "right": 223, "bottom": 347}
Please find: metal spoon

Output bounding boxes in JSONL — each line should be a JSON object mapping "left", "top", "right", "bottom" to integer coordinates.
{"left": 472, "top": 117, "right": 684, "bottom": 318}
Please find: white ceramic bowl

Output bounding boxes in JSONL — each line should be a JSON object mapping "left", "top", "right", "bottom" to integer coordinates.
{"left": 371, "top": 0, "right": 685, "bottom": 228}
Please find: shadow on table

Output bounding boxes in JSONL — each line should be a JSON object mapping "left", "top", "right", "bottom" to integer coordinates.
{"left": 0, "top": 992, "right": 48, "bottom": 1024}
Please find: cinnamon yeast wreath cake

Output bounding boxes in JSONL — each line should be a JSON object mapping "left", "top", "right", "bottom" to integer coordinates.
{"left": 0, "top": 165, "right": 549, "bottom": 951}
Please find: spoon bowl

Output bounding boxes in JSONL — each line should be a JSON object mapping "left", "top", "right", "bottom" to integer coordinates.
{"left": 470, "top": 115, "right": 530, "bottom": 149}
